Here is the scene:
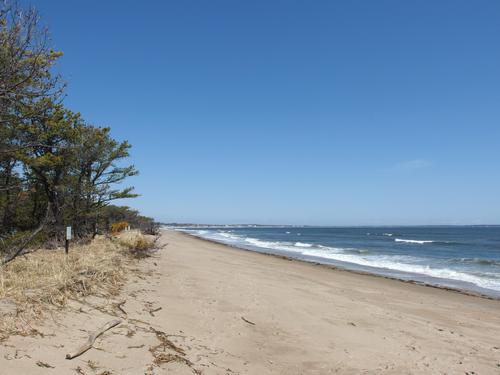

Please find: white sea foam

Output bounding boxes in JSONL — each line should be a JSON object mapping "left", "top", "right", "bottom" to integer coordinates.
{"left": 295, "top": 242, "right": 313, "bottom": 248}
{"left": 302, "top": 249, "right": 500, "bottom": 291}
{"left": 383, "top": 233, "right": 393, "bottom": 237}
{"left": 395, "top": 238, "right": 434, "bottom": 244}
{"left": 178, "top": 229, "right": 209, "bottom": 236}
{"left": 179, "top": 229, "right": 243, "bottom": 244}
{"left": 218, "top": 232, "right": 238, "bottom": 239}
{"left": 241, "top": 237, "right": 305, "bottom": 253}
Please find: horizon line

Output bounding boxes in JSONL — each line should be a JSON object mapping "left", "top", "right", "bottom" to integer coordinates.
{"left": 160, "top": 223, "right": 500, "bottom": 228}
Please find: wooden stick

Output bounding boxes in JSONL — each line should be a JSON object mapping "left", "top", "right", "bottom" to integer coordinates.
{"left": 114, "top": 300, "right": 127, "bottom": 315}
{"left": 65, "top": 319, "right": 121, "bottom": 359}
{"left": 241, "top": 316, "right": 256, "bottom": 326}
{"left": 149, "top": 307, "right": 162, "bottom": 316}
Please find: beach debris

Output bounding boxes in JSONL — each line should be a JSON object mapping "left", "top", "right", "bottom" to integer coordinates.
{"left": 125, "top": 327, "right": 136, "bottom": 337}
{"left": 149, "top": 307, "right": 162, "bottom": 316}
{"left": 36, "top": 360, "right": 55, "bottom": 368}
{"left": 144, "top": 300, "right": 162, "bottom": 316}
{"left": 87, "top": 360, "right": 99, "bottom": 370}
{"left": 153, "top": 353, "right": 193, "bottom": 366}
{"left": 113, "top": 300, "right": 127, "bottom": 315}
{"left": 149, "top": 327, "right": 186, "bottom": 355}
{"left": 66, "top": 319, "right": 122, "bottom": 359}
{"left": 241, "top": 317, "right": 256, "bottom": 326}
{"left": 75, "top": 366, "right": 86, "bottom": 374}
{"left": 147, "top": 327, "right": 202, "bottom": 373}
{"left": 127, "top": 317, "right": 149, "bottom": 325}
{"left": 127, "top": 344, "right": 145, "bottom": 349}
{"left": 4, "top": 349, "right": 32, "bottom": 360}
{"left": 145, "top": 364, "right": 154, "bottom": 375}
{"left": 347, "top": 322, "right": 356, "bottom": 327}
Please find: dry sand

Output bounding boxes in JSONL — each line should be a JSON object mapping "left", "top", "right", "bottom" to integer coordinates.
{"left": 1, "top": 229, "right": 500, "bottom": 374}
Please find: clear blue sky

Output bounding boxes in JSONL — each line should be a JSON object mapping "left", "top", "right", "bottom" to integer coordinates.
{"left": 31, "top": 0, "right": 500, "bottom": 225}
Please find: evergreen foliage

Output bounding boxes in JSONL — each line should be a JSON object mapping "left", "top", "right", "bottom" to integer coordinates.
{"left": 0, "top": 1, "right": 153, "bottom": 261}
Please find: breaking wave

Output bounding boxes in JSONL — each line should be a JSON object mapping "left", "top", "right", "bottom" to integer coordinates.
{"left": 395, "top": 238, "right": 435, "bottom": 244}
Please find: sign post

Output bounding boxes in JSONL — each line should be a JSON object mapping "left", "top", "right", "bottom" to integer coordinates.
{"left": 65, "top": 226, "right": 72, "bottom": 254}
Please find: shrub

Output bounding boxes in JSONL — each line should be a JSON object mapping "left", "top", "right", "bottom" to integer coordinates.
{"left": 111, "top": 221, "right": 129, "bottom": 234}
{"left": 117, "top": 231, "right": 156, "bottom": 258}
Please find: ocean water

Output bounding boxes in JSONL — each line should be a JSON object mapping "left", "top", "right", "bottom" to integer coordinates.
{"left": 176, "top": 226, "right": 500, "bottom": 298}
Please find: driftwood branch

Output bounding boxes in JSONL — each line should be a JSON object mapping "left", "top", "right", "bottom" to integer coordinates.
{"left": 1, "top": 203, "right": 51, "bottom": 266}
{"left": 65, "top": 319, "right": 121, "bottom": 360}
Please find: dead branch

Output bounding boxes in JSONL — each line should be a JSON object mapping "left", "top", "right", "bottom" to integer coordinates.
{"left": 65, "top": 319, "right": 121, "bottom": 360}
{"left": 1, "top": 203, "right": 51, "bottom": 266}
{"left": 241, "top": 317, "right": 256, "bottom": 326}
{"left": 36, "top": 361, "right": 54, "bottom": 368}
{"left": 113, "top": 300, "right": 127, "bottom": 315}
{"left": 152, "top": 234, "right": 166, "bottom": 250}
{"left": 149, "top": 307, "right": 162, "bottom": 316}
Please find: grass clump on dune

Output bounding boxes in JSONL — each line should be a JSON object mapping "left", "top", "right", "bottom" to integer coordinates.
{"left": 117, "top": 230, "right": 158, "bottom": 258}
{"left": 0, "top": 231, "right": 157, "bottom": 340}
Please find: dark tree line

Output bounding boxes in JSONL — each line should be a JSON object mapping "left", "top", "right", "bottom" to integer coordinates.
{"left": 0, "top": 1, "right": 152, "bottom": 263}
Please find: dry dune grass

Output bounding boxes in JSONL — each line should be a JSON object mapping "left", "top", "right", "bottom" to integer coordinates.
{"left": 0, "top": 231, "right": 156, "bottom": 340}
{"left": 117, "top": 230, "right": 158, "bottom": 258}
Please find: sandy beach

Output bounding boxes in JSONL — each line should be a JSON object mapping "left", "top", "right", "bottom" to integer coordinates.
{"left": 1, "top": 229, "right": 500, "bottom": 374}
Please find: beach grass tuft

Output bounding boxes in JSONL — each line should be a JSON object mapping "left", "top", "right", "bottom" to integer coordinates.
{"left": 117, "top": 230, "right": 158, "bottom": 258}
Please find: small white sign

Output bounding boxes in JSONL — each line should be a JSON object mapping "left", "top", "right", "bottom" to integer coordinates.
{"left": 66, "top": 226, "right": 72, "bottom": 240}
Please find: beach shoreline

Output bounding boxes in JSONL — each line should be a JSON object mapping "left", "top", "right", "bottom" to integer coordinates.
{"left": 177, "top": 230, "right": 500, "bottom": 301}
{"left": 1, "top": 229, "right": 500, "bottom": 374}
